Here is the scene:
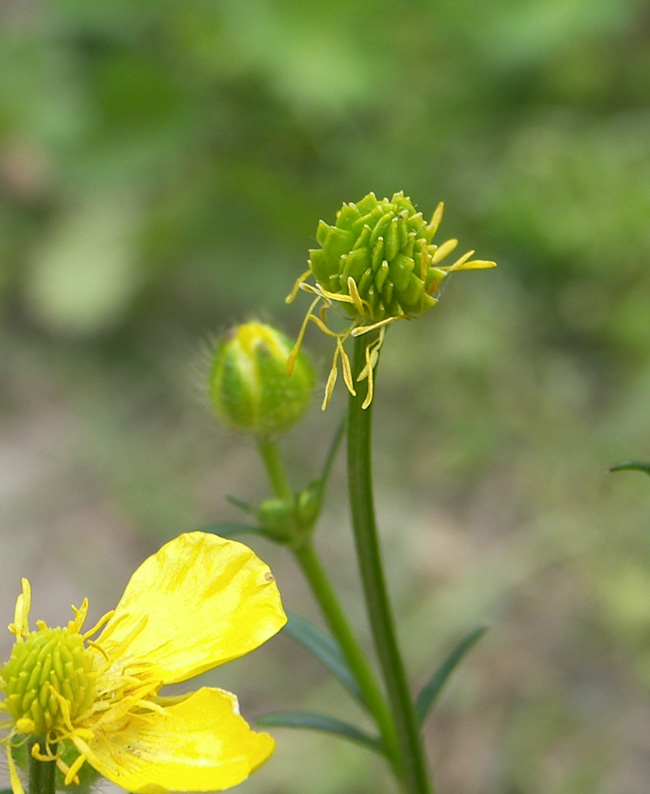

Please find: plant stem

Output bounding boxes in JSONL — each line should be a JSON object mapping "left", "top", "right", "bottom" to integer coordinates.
{"left": 28, "top": 741, "right": 56, "bottom": 794}
{"left": 256, "top": 436, "right": 401, "bottom": 770}
{"left": 257, "top": 437, "right": 294, "bottom": 502}
{"left": 347, "top": 334, "right": 432, "bottom": 794}
{"left": 292, "top": 541, "right": 401, "bottom": 769}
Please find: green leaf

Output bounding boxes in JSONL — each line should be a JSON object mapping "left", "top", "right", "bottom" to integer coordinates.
{"left": 257, "top": 711, "right": 383, "bottom": 754}
{"left": 284, "top": 612, "right": 364, "bottom": 704}
{"left": 198, "top": 522, "right": 267, "bottom": 538}
{"left": 610, "top": 462, "right": 650, "bottom": 476}
{"left": 319, "top": 418, "right": 346, "bottom": 492}
{"left": 225, "top": 494, "right": 257, "bottom": 514}
{"left": 415, "top": 624, "right": 488, "bottom": 725}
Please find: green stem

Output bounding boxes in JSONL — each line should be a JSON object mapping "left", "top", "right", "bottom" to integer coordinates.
{"left": 257, "top": 437, "right": 294, "bottom": 502}
{"left": 347, "top": 335, "right": 432, "bottom": 794}
{"left": 256, "top": 436, "right": 401, "bottom": 771}
{"left": 292, "top": 542, "right": 401, "bottom": 769}
{"left": 28, "top": 741, "right": 56, "bottom": 794}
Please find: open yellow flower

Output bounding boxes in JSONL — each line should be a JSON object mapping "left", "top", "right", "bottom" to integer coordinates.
{"left": 0, "top": 532, "right": 287, "bottom": 794}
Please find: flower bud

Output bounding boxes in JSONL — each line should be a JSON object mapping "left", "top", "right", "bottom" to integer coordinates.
{"left": 258, "top": 498, "right": 296, "bottom": 540}
{"left": 296, "top": 481, "right": 322, "bottom": 529}
{"left": 210, "top": 322, "right": 315, "bottom": 435}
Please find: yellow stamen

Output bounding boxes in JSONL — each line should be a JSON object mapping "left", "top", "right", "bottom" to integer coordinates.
{"left": 322, "top": 359, "right": 338, "bottom": 410}
{"left": 285, "top": 269, "right": 312, "bottom": 304}
{"left": 287, "top": 296, "right": 320, "bottom": 375}
{"left": 9, "top": 579, "right": 31, "bottom": 639}
{"left": 347, "top": 277, "right": 369, "bottom": 316}
{"left": 7, "top": 745, "right": 26, "bottom": 794}
{"left": 431, "top": 238, "right": 458, "bottom": 264}
{"left": 63, "top": 751, "right": 86, "bottom": 785}
{"left": 339, "top": 337, "right": 356, "bottom": 397}
{"left": 428, "top": 201, "right": 444, "bottom": 236}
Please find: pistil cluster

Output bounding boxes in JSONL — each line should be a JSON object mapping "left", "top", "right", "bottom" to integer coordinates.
{"left": 2, "top": 625, "right": 97, "bottom": 739}
{"left": 287, "top": 191, "right": 496, "bottom": 409}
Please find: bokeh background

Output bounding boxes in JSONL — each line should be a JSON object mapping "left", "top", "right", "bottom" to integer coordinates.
{"left": 2, "top": 1, "right": 650, "bottom": 792}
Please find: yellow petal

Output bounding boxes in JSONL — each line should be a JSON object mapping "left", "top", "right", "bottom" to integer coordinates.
{"left": 99, "top": 532, "right": 286, "bottom": 684}
{"left": 86, "top": 687, "right": 274, "bottom": 794}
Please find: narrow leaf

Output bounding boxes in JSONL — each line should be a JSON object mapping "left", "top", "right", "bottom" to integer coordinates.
{"left": 225, "top": 494, "right": 256, "bottom": 513}
{"left": 284, "top": 612, "right": 364, "bottom": 704}
{"left": 415, "top": 624, "right": 488, "bottom": 725}
{"left": 318, "top": 418, "right": 346, "bottom": 494}
{"left": 199, "top": 522, "right": 267, "bottom": 538}
{"left": 257, "top": 711, "right": 383, "bottom": 754}
{"left": 610, "top": 461, "right": 650, "bottom": 476}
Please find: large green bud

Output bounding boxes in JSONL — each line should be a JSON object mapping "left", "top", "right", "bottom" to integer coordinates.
{"left": 210, "top": 322, "right": 315, "bottom": 436}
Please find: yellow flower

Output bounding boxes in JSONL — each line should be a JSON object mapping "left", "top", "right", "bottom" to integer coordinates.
{"left": 0, "top": 532, "right": 287, "bottom": 794}
{"left": 287, "top": 192, "right": 496, "bottom": 409}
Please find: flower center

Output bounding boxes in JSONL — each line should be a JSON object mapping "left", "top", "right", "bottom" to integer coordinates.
{"left": 1, "top": 627, "right": 97, "bottom": 738}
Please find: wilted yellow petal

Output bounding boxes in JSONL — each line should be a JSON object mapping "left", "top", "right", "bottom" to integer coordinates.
{"left": 98, "top": 532, "right": 286, "bottom": 684}
{"left": 86, "top": 688, "right": 274, "bottom": 794}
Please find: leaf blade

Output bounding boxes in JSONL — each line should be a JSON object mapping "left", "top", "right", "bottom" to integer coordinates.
{"left": 257, "top": 711, "right": 383, "bottom": 754}
{"left": 198, "top": 522, "right": 267, "bottom": 538}
{"left": 415, "top": 624, "right": 488, "bottom": 725}
{"left": 610, "top": 461, "right": 650, "bottom": 476}
{"left": 284, "top": 612, "right": 364, "bottom": 704}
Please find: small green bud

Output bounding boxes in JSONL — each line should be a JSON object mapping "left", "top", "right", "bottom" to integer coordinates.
{"left": 258, "top": 498, "right": 296, "bottom": 539}
{"left": 296, "top": 481, "right": 322, "bottom": 529}
{"left": 210, "top": 322, "right": 315, "bottom": 436}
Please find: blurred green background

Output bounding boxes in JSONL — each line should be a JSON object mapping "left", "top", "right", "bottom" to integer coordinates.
{"left": 2, "top": 0, "right": 650, "bottom": 792}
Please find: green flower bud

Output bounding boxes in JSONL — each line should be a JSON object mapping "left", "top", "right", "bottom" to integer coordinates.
{"left": 210, "top": 322, "right": 315, "bottom": 436}
{"left": 287, "top": 191, "right": 496, "bottom": 409}
{"left": 258, "top": 497, "right": 296, "bottom": 540}
{"left": 296, "top": 481, "right": 322, "bottom": 529}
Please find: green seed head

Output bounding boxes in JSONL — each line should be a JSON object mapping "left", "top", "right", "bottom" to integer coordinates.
{"left": 1, "top": 627, "right": 97, "bottom": 737}
{"left": 287, "top": 191, "right": 496, "bottom": 410}
{"left": 309, "top": 191, "right": 448, "bottom": 323}
{"left": 209, "top": 322, "right": 315, "bottom": 436}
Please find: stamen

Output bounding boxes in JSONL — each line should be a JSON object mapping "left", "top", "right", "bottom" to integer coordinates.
{"left": 81, "top": 610, "right": 115, "bottom": 642}
{"left": 351, "top": 315, "right": 400, "bottom": 336}
{"left": 48, "top": 686, "right": 75, "bottom": 733}
{"left": 7, "top": 744, "right": 26, "bottom": 794}
{"left": 322, "top": 361, "right": 338, "bottom": 411}
{"left": 339, "top": 337, "right": 356, "bottom": 397}
{"left": 309, "top": 313, "right": 339, "bottom": 338}
{"left": 62, "top": 751, "right": 86, "bottom": 786}
{"left": 10, "top": 579, "right": 32, "bottom": 639}
{"left": 430, "top": 238, "right": 458, "bottom": 264}
{"left": 428, "top": 202, "right": 444, "bottom": 236}
{"left": 285, "top": 269, "right": 312, "bottom": 304}
{"left": 443, "top": 250, "right": 475, "bottom": 271}
{"left": 287, "top": 296, "right": 320, "bottom": 375}
{"left": 86, "top": 639, "right": 110, "bottom": 663}
{"left": 347, "top": 277, "right": 370, "bottom": 316}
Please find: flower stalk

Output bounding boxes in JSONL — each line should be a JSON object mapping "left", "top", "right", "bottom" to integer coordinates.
{"left": 256, "top": 437, "right": 402, "bottom": 772}
{"left": 347, "top": 333, "right": 432, "bottom": 794}
{"left": 28, "top": 742, "right": 56, "bottom": 794}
